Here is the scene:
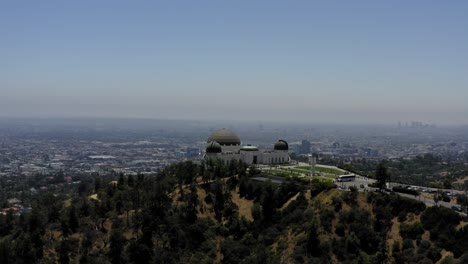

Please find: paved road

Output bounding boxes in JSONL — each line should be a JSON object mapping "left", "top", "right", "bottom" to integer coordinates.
{"left": 393, "top": 192, "right": 466, "bottom": 216}
{"left": 297, "top": 162, "right": 346, "bottom": 173}
{"left": 340, "top": 183, "right": 466, "bottom": 215}
{"left": 395, "top": 192, "right": 459, "bottom": 209}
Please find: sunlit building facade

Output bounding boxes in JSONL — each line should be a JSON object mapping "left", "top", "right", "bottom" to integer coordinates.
{"left": 204, "top": 128, "right": 290, "bottom": 165}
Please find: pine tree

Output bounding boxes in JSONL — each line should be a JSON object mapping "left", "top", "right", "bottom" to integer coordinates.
{"left": 109, "top": 228, "right": 125, "bottom": 264}
{"left": 375, "top": 161, "right": 389, "bottom": 190}
{"left": 68, "top": 205, "right": 79, "bottom": 233}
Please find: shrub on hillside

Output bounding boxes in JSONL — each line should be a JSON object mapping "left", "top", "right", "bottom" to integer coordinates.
{"left": 310, "top": 178, "right": 336, "bottom": 196}
{"left": 420, "top": 206, "right": 465, "bottom": 257}
{"left": 400, "top": 222, "right": 424, "bottom": 240}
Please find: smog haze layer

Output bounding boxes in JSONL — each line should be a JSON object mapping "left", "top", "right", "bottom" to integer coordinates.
{"left": 2, "top": 1, "right": 468, "bottom": 125}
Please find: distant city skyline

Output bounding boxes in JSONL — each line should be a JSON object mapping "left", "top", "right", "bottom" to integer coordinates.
{"left": 2, "top": 1, "right": 468, "bottom": 125}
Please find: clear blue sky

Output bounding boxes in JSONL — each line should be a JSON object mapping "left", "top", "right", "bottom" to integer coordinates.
{"left": 1, "top": 1, "right": 468, "bottom": 124}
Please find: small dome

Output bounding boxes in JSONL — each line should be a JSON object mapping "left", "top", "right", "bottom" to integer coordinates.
{"left": 274, "top": 140, "right": 288, "bottom": 151}
{"left": 206, "top": 141, "right": 222, "bottom": 153}
{"left": 207, "top": 128, "right": 241, "bottom": 146}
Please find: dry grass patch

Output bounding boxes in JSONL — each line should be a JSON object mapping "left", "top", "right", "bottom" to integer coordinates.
{"left": 63, "top": 199, "right": 72, "bottom": 208}
{"left": 88, "top": 194, "right": 100, "bottom": 202}
{"left": 274, "top": 230, "right": 305, "bottom": 264}
{"left": 313, "top": 189, "right": 340, "bottom": 206}
{"left": 341, "top": 201, "right": 353, "bottom": 212}
{"left": 214, "top": 236, "right": 224, "bottom": 264}
{"left": 305, "top": 190, "right": 312, "bottom": 204}
{"left": 405, "top": 213, "right": 421, "bottom": 225}
{"left": 196, "top": 188, "right": 216, "bottom": 221}
{"left": 437, "top": 249, "right": 454, "bottom": 264}
{"left": 170, "top": 184, "right": 189, "bottom": 206}
{"left": 51, "top": 230, "right": 62, "bottom": 240}
{"left": 422, "top": 230, "right": 430, "bottom": 241}
{"left": 456, "top": 221, "right": 468, "bottom": 231}
{"left": 231, "top": 187, "right": 253, "bottom": 221}
{"left": 123, "top": 228, "right": 136, "bottom": 240}
{"left": 387, "top": 217, "right": 403, "bottom": 257}
{"left": 421, "top": 193, "right": 433, "bottom": 200}
{"left": 280, "top": 192, "right": 300, "bottom": 211}
{"left": 455, "top": 176, "right": 468, "bottom": 185}
{"left": 357, "top": 193, "right": 372, "bottom": 212}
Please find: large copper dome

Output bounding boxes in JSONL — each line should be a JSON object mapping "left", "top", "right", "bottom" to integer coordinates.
{"left": 207, "top": 128, "right": 241, "bottom": 146}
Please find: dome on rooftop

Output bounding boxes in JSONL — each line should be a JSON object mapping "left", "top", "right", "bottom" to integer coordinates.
{"left": 206, "top": 141, "right": 222, "bottom": 153}
{"left": 207, "top": 128, "right": 241, "bottom": 146}
{"left": 274, "top": 140, "right": 289, "bottom": 151}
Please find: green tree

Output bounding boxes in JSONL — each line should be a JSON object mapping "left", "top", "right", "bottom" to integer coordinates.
{"left": 78, "top": 181, "right": 89, "bottom": 196}
{"left": 306, "top": 220, "right": 321, "bottom": 257}
{"left": 375, "top": 161, "right": 389, "bottom": 190}
{"left": 261, "top": 181, "right": 276, "bottom": 220}
{"left": 252, "top": 203, "right": 263, "bottom": 223}
{"left": 184, "top": 180, "right": 199, "bottom": 223}
{"left": 94, "top": 177, "right": 102, "bottom": 192}
{"left": 127, "top": 174, "right": 135, "bottom": 187}
{"left": 68, "top": 205, "right": 79, "bottom": 233}
{"left": 213, "top": 178, "right": 225, "bottom": 221}
{"left": 127, "top": 241, "right": 152, "bottom": 264}
{"left": 57, "top": 239, "right": 71, "bottom": 264}
{"left": 109, "top": 228, "right": 125, "bottom": 264}
{"left": 0, "top": 239, "right": 12, "bottom": 263}
{"left": 118, "top": 173, "right": 125, "bottom": 189}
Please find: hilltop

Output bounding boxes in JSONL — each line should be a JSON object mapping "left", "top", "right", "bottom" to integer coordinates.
{"left": 0, "top": 160, "right": 467, "bottom": 263}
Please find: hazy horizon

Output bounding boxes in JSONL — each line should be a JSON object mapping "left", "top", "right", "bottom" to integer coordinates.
{"left": 2, "top": 1, "right": 468, "bottom": 125}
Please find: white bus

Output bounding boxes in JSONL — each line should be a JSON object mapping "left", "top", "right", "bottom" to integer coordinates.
{"left": 336, "top": 174, "right": 356, "bottom": 182}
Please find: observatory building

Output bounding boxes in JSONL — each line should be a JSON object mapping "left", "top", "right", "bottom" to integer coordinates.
{"left": 204, "top": 128, "right": 290, "bottom": 165}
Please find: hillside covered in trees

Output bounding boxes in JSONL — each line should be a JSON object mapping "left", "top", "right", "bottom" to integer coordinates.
{"left": 0, "top": 160, "right": 467, "bottom": 263}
